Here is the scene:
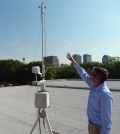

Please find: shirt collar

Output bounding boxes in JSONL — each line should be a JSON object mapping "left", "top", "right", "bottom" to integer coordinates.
{"left": 93, "top": 82, "right": 106, "bottom": 93}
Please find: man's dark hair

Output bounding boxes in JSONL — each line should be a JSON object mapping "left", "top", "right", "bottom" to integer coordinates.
{"left": 93, "top": 67, "right": 109, "bottom": 84}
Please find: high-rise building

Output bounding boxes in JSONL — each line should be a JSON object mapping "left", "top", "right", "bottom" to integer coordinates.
{"left": 73, "top": 54, "right": 82, "bottom": 64}
{"left": 44, "top": 56, "right": 59, "bottom": 67}
{"left": 83, "top": 54, "right": 92, "bottom": 63}
{"left": 102, "top": 55, "right": 111, "bottom": 63}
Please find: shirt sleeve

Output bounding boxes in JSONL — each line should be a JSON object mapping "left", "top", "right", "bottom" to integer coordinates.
{"left": 74, "top": 63, "right": 92, "bottom": 87}
{"left": 100, "top": 92, "right": 113, "bottom": 134}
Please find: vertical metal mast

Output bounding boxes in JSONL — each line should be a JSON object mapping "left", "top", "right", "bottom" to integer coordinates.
{"left": 39, "top": 2, "right": 46, "bottom": 79}
{"left": 30, "top": 3, "right": 53, "bottom": 134}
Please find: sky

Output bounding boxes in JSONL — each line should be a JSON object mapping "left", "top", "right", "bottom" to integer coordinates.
{"left": 0, "top": 0, "right": 120, "bottom": 64}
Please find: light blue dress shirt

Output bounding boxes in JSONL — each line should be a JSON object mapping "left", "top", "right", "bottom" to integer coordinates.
{"left": 74, "top": 63, "right": 113, "bottom": 134}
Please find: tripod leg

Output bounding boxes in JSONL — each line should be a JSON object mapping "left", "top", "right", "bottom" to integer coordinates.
{"left": 44, "top": 110, "right": 53, "bottom": 134}
{"left": 38, "top": 110, "right": 41, "bottom": 134}
{"left": 30, "top": 117, "right": 40, "bottom": 134}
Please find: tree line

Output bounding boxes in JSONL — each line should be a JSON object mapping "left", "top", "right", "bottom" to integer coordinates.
{"left": 0, "top": 59, "right": 120, "bottom": 86}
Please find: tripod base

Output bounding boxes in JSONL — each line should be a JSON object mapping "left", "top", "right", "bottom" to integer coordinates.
{"left": 30, "top": 108, "right": 53, "bottom": 134}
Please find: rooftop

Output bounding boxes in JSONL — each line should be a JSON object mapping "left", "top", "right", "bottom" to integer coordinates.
{"left": 0, "top": 80, "right": 119, "bottom": 134}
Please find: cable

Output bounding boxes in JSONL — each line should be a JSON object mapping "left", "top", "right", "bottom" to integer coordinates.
{"left": 34, "top": 26, "right": 41, "bottom": 61}
{"left": 49, "top": 87, "right": 59, "bottom": 133}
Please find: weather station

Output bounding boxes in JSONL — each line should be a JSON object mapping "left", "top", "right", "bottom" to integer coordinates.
{"left": 30, "top": 2, "right": 54, "bottom": 134}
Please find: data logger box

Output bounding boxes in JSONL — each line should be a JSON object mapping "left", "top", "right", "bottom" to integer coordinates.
{"left": 35, "top": 92, "right": 50, "bottom": 108}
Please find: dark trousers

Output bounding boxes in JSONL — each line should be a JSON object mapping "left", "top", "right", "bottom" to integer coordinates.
{"left": 88, "top": 121, "right": 101, "bottom": 134}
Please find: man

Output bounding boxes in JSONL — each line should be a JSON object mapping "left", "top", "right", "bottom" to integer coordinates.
{"left": 67, "top": 52, "right": 113, "bottom": 134}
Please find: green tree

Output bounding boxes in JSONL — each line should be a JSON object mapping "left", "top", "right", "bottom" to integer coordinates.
{"left": 108, "top": 56, "right": 120, "bottom": 62}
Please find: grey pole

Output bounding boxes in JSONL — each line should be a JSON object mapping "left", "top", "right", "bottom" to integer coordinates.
{"left": 39, "top": 2, "right": 46, "bottom": 79}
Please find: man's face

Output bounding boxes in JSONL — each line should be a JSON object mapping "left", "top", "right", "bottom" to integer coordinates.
{"left": 89, "top": 71, "right": 100, "bottom": 86}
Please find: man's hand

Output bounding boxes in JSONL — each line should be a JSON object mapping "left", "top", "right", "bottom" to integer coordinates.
{"left": 67, "top": 52, "right": 76, "bottom": 64}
